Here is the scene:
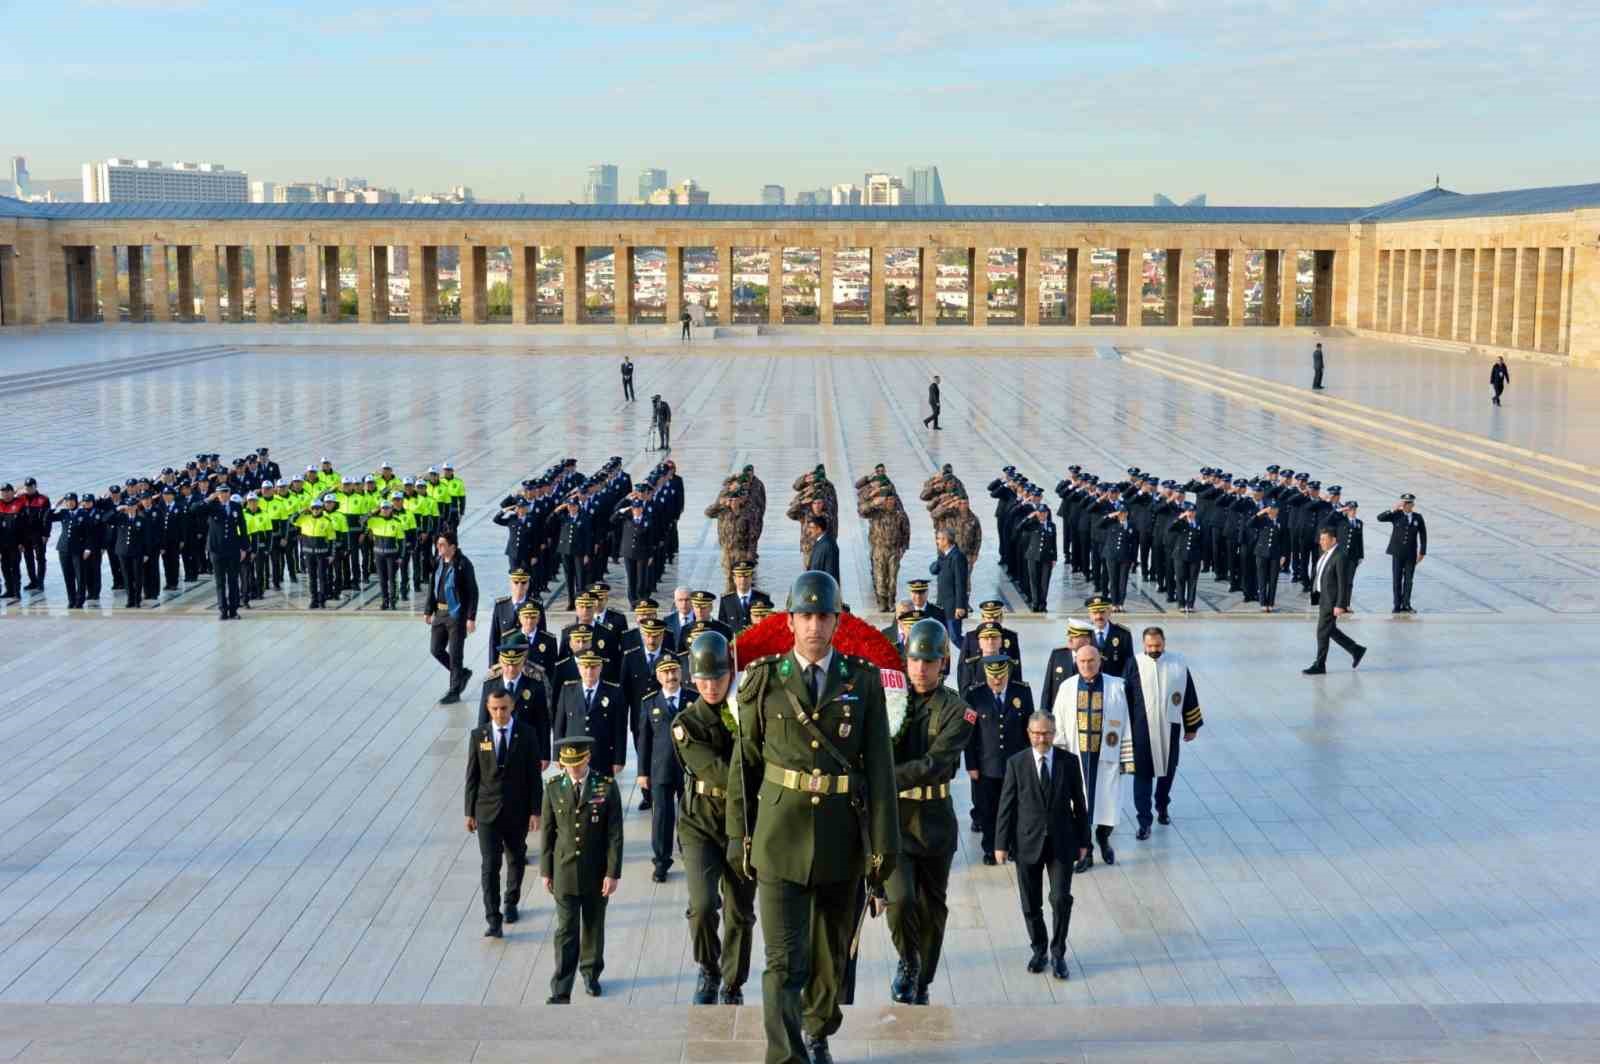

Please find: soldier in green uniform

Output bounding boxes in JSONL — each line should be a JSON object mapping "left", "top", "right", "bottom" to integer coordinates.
{"left": 727, "top": 571, "right": 900, "bottom": 1064}
{"left": 540, "top": 735, "right": 624, "bottom": 1003}
{"left": 672, "top": 631, "right": 758, "bottom": 1005}
{"left": 885, "top": 619, "right": 976, "bottom": 1005}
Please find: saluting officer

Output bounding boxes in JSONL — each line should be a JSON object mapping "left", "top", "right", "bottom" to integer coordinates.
{"left": 1377, "top": 493, "right": 1426, "bottom": 613}
{"left": 726, "top": 571, "right": 899, "bottom": 1064}
{"left": 886, "top": 619, "right": 975, "bottom": 1006}
{"left": 672, "top": 631, "right": 758, "bottom": 1005}
{"left": 540, "top": 736, "right": 624, "bottom": 1002}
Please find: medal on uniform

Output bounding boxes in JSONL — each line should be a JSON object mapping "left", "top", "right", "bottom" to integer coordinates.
{"left": 601, "top": 696, "right": 609, "bottom": 707}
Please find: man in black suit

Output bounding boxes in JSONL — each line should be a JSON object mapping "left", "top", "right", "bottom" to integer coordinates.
{"left": 805, "top": 514, "right": 840, "bottom": 585}
{"left": 1304, "top": 527, "right": 1366, "bottom": 675}
{"left": 426, "top": 530, "right": 479, "bottom": 704}
{"left": 201, "top": 489, "right": 249, "bottom": 620}
{"left": 923, "top": 374, "right": 941, "bottom": 429}
{"left": 1376, "top": 493, "right": 1426, "bottom": 613}
{"left": 466, "top": 685, "right": 543, "bottom": 937}
{"left": 995, "top": 711, "right": 1089, "bottom": 980}
{"left": 621, "top": 617, "right": 674, "bottom": 810}
{"left": 929, "top": 529, "right": 968, "bottom": 644}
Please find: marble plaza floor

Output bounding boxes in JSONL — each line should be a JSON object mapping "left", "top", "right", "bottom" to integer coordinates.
{"left": 2, "top": 330, "right": 1600, "bottom": 1062}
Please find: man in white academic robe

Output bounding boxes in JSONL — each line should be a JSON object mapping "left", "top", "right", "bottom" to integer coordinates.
{"left": 1125, "top": 627, "right": 1204, "bottom": 840}
{"left": 1050, "top": 643, "right": 1135, "bottom": 872}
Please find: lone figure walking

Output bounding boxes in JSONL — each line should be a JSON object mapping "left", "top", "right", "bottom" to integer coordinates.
{"left": 1311, "top": 343, "right": 1326, "bottom": 390}
{"left": 621, "top": 357, "right": 635, "bottom": 402}
{"left": 923, "top": 375, "right": 941, "bottom": 429}
{"left": 1490, "top": 356, "right": 1509, "bottom": 406}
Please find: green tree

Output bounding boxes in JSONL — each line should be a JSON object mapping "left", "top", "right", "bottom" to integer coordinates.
{"left": 890, "top": 284, "right": 911, "bottom": 317}
{"left": 487, "top": 281, "right": 512, "bottom": 318}
{"left": 1090, "top": 287, "right": 1117, "bottom": 314}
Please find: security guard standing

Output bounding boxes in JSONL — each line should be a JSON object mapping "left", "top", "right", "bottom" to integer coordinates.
{"left": 671, "top": 632, "right": 759, "bottom": 1004}
{"left": 727, "top": 571, "right": 899, "bottom": 1064}
{"left": 886, "top": 619, "right": 975, "bottom": 1006}
{"left": 540, "top": 736, "right": 624, "bottom": 1002}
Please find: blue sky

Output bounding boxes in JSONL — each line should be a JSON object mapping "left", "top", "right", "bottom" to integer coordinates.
{"left": 3, "top": 0, "right": 1595, "bottom": 205}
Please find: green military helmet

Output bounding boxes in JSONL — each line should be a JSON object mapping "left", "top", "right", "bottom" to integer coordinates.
{"left": 787, "top": 570, "right": 840, "bottom": 615}
{"left": 905, "top": 617, "right": 949, "bottom": 662}
{"left": 690, "top": 631, "right": 732, "bottom": 679}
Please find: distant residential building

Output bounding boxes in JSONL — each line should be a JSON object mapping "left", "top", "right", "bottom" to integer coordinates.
{"left": 328, "top": 187, "right": 399, "bottom": 204}
{"left": 795, "top": 190, "right": 819, "bottom": 206}
{"left": 10, "top": 156, "right": 28, "bottom": 198}
{"left": 907, "top": 165, "right": 945, "bottom": 206}
{"left": 250, "top": 180, "right": 275, "bottom": 203}
{"left": 831, "top": 183, "right": 862, "bottom": 206}
{"left": 81, "top": 157, "right": 248, "bottom": 203}
{"left": 273, "top": 182, "right": 323, "bottom": 204}
{"left": 647, "top": 179, "right": 710, "bottom": 206}
{"left": 637, "top": 168, "right": 668, "bottom": 202}
{"left": 411, "top": 185, "right": 474, "bottom": 204}
{"left": 761, "top": 184, "right": 785, "bottom": 206}
{"left": 584, "top": 164, "right": 619, "bottom": 205}
{"left": 22, "top": 178, "right": 81, "bottom": 203}
{"left": 863, "top": 172, "right": 905, "bottom": 206}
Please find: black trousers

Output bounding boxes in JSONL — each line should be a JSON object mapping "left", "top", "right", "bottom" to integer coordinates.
{"left": 109, "top": 551, "right": 125, "bottom": 590}
{"left": 1240, "top": 541, "right": 1258, "bottom": 599}
{"left": 1176, "top": 559, "right": 1201, "bottom": 608}
{"left": 23, "top": 538, "right": 45, "bottom": 586}
{"left": 477, "top": 812, "right": 529, "bottom": 923}
{"left": 623, "top": 375, "right": 635, "bottom": 400}
{"left": 1314, "top": 610, "right": 1364, "bottom": 666}
{"left": 305, "top": 551, "right": 331, "bottom": 605}
{"left": 142, "top": 553, "right": 160, "bottom": 599}
{"left": 1017, "top": 837, "right": 1075, "bottom": 959}
{"left": 1313, "top": 364, "right": 1324, "bottom": 389}
{"left": 658, "top": 422, "right": 671, "bottom": 449}
{"left": 624, "top": 556, "right": 647, "bottom": 606}
{"left": 757, "top": 873, "right": 857, "bottom": 1060}
{"left": 923, "top": 403, "right": 940, "bottom": 429}
{"left": 82, "top": 549, "right": 102, "bottom": 599}
{"left": 1028, "top": 558, "right": 1052, "bottom": 610}
{"left": 0, "top": 546, "right": 21, "bottom": 598}
{"left": 160, "top": 545, "right": 180, "bottom": 589}
{"left": 1492, "top": 380, "right": 1504, "bottom": 404}
{"left": 682, "top": 320, "right": 691, "bottom": 340}
{"left": 683, "top": 827, "right": 756, "bottom": 989}
{"left": 974, "top": 775, "right": 1003, "bottom": 855}
{"left": 1108, "top": 558, "right": 1131, "bottom": 605}
{"left": 1134, "top": 723, "right": 1181, "bottom": 828}
{"left": 650, "top": 782, "right": 679, "bottom": 871}
{"left": 181, "top": 544, "right": 201, "bottom": 581}
{"left": 57, "top": 549, "right": 81, "bottom": 606}
{"left": 430, "top": 616, "right": 467, "bottom": 693}
{"left": 119, "top": 555, "right": 142, "bottom": 606}
{"left": 1257, "top": 556, "right": 1280, "bottom": 607}
{"left": 561, "top": 554, "right": 582, "bottom": 607}
{"left": 211, "top": 552, "right": 241, "bottom": 616}
{"left": 1391, "top": 555, "right": 1416, "bottom": 610}
{"left": 886, "top": 848, "right": 954, "bottom": 988}
{"left": 377, "top": 551, "right": 400, "bottom": 604}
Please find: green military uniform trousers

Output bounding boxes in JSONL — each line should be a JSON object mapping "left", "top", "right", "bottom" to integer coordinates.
{"left": 758, "top": 872, "right": 860, "bottom": 1064}
{"left": 885, "top": 849, "right": 953, "bottom": 991}
{"left": 550, "top": 892, "right": 608, "bottom": 997}
{"left": 682, "top": 815, "right": 756, "bottom": 990}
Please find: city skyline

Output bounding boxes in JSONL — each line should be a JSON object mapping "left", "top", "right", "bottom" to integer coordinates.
{"left": 2, "top": 3, "right": 1595, "bottom": 204}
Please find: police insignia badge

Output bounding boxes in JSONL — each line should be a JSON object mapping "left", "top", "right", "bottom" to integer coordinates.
{"left": 672, "top": 724, "right": 685, "bottom": 741}
{"left": 1011, "top": 697, "right": 1021, "bottom": 708}
{"left": 598, "top": 639, "right": 606, "bottom": 649}
{"left": 1112, "top": 636, "right": 1119, "bottom": 646}
{"left": 522, "top": 689, "right": 530, "bottom": 700}
{"left": 1171, "top": 692, "right": 1182, "bottom": 705}
{"left": 1055, "top": 666, "right": 1063, "bottom": 674}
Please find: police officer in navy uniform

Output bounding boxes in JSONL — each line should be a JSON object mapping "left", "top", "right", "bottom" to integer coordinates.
{"left": 1251, "top": 500, "right": 1286, "bottom": 612}
{"left": 622, "top": 616, "right": 675, "bottom": 811}
{"left": 1377, "top": 493, "right": 1426, "bottom": 613}
{"left": 1084, "top": 596, "right": 1133, "bottom": 678}
{"left": 1335, "top": 499, "right": 1364, "bottom": 605}
{"left": 554, "top": 651, "right": 628, "bottom": 777}
{"left": 965, "top": 654, "right": 1033, "bottom": 866}
{"left": 1170, "top": 502, "right": 1204, "bottom": 613}
{"left": 202, "top": 489, "right": 249, "bottom": 620}
{"left": 636, "top": 654, "right": 688, "bottom": 881}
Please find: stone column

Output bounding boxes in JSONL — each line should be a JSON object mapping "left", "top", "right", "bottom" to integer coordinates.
{"left": 613, "top": 244, "right": 633, "bottom": 325}
{"left": 372, "top": 246, "right": 390, "bottom": 322}
{"left": 1464, "top": 249, "right": 1484, "bottom": 342}
{"left": 1536, "top": 247, "right": 1563, "bottom": 353}
{"left": 253, "top": 245, "right": 271, "bottom": 322}
{"left": 868, "top": 245, "right": 886, "bottom": 326}
{"left": 274, "top": 246, "right": 293, "bottom": 321}
{"left": 767, "top": 247, "right": 784, "bottom": 325}
{"left": 461, "top": 245, "right": 483, "bottom": 324}
{"left": 324, "top": 246, "right": 341, "bottom": 323}
{"left": 1119, "top": 247, "right": 1142, "bottom": 326}
{"left": 175, "top": 246, "right": 196, "bottom": 322}
{"left": 421, "top": 246, "right": 440, "bottom": 322}
{"left": 1438, "top": 249, "right": 1457, "bottom": 338}
{"left": 1279, "top": 245, "right": 1298, "bottom": 327}
{"left": 1021, "top": 247, "right": 1039, "bottom": 327}
{"left": 715, "top": 245, "right": 732, "bottom": 327}
{"left": 663, "top": 245, "right": 683, "bottom": 327}
{"left": 1559, "top": 242, "right": 1576, "bottom": 356}
{"left": 1174, "top": 250, "right": 1193, "bottom": 326}
{"left": 95, "top": 243, "right": 119, "bottom": 323}
{"left": 970, "top": 247, "right": 988, "bottom": 327}
{"left": 510, "top": 243, "right": 530, "bottom": 325}
{"left": 198, "top": 244, "right": 221, "bottom": 323}
{"left": 1571, "top": 242, "right": 1599, "bottom": 365}
{"left": 0, "top": 244, "right": 16, "bottom": 326}
{"left": 1514, "top": 246, "right": 1537, "bottom": 349}
{"left": 225, "top": 246, "right": 244, "bottom": 322}
{"left": 125, "top": 246, "right": 145, "bottom": 322}
{"left": 1213, "top": 249, "right": 1231, "bottom": 326}
{"left": 151, "top": 246, "right": 171, "bottom": 322}
{"left": 356, "top": 244, "right": 374, "bottom": 323}
{"left": 563, "top": 246, "right": 584, "bottom": 324}
{"left": 1418, "top": 249, "right": 1437, "bottom": 336}
{"left": 1327, "top": 247, "right": 1346, "bottom": 326}
{"left": 306, "top": 245, "right": 324, "bottom": 323}
{"left": 919, "top": 248, "right": 939, "bottom": 325}
{"left": 407, "top": 244, "right": 427, "bottom": 324}
{"left": 1161, "top": 249, "right": 1180, "bottom": 325}
{"left": 818, "top": 247, "right": 834, "bottom": 326}
{"left": 1073, "top": 246, "right": 1092, "bottom": 326}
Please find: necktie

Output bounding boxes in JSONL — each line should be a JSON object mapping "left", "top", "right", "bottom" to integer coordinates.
{"left": 496, "top": 727, "right": 507, "bottom": 767}
{"left": 805, "top": 664, "right": 822, "bottom": 706}
{"left": 1039, "top": 753, "right": 1051, "bottom": 789}
{"left": 585, "top": 688, "right": 595, "bottom": 714}
{"left": 741, "top": 596, "right": 748, "bottom": 611}
{"left": 995, "top": 690, "right": 1004, "bottom": 715}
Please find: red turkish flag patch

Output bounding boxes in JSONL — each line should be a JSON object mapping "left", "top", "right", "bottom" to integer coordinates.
{"left": 963, "top": 708, "right": 978, "bottom": 725}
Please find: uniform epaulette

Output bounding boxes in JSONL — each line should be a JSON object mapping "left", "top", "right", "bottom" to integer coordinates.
{"left": 623, "top": 645, "right": 640, "bottom": 655}
{"left": 1015, "top": 678, "right": 1031, "bottom": 685}
{"left": 561, "top": 678, "right": 580, "bottom": 686}
{"left": 494, "top": 594, "right": 510, "bottom": 604}
{"left": 747, "top": 654, "right": 779, "bottom": 669}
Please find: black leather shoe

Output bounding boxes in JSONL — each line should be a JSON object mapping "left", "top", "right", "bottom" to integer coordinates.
{"left": 719, "top": 985, "right": 744, "bottom": 1005}
{"left": 1100, "top": 842, "right": 1115, "bottom": 865}
{"left": 693, "top": 968, "right": 718, "bottom": 1005}
{"left": 1157, "top": 811, "right": 1171, "bottom": 826}
{"left": 503, "top": 905, "right": 518, "bottom": 924}
{"left": 584, "top": 977, "right": 602, "bottom": 997}
{"left": 545, "top": 993, "right": 569, "bottom": 1004}
{"left": 484, "top": 922, "right": 503, "bottom": 938}
{"left": 1302, "top": 665, "right": 1326, "bottom": 675}
{"left": 639, "top": 795, "right": 653, "bottom": 811}
{"left": 1136, "top": 826, "right": 1151, "bottom": 841}
{"left": 1351, "top": 646, "right": 1367, "bottom": 670}
{"left": 890, "top": 959, "right": 917, "bottom": 1003}
{"left": 1026, "top": 952, "right": 1047, "bottom": 974}
{"left": 805, "top": 1036, "right": 833, "bottom": 1064}
{"left": 460, "top": 668, "right": 474, "bottom": 689}
{"left": 1074, "top": 854, "right": 1093, "bottom": 874}
{"left": 439, "top": 691, "right": 461, "bottom": 704}
{"left": 982, "top": 852, "right": 997, "bottom": 866}
{"left": 652, "top": 867, "right": 668, "bottom": 883}
{"left": 913, "top": 985, "right": 930, "bottom": 1005}
{"left": 1052, "top": 956, "right": 1070, "bottom": 980}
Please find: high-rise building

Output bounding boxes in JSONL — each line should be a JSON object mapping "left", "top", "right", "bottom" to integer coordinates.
{"left": 907, "top": 165, "right": 946, "bottom": 206}
{"left": 80, "top": 158, "right": 248, "bottom": 203}
{"left": 250, "top": 180, "right": 275, "bottom": 204}
{"left": 584, "top": 164, "right": 619, "bottom": 205}
{"left": 637, "top": 168, "right": 668, "bottom": 202}
{"left": 761, "top": 184, "right": 785, "bottom": 206}
{"left": 831, "top": 183, "right": 862, "bottom": 206}
{"left": 273, "top": 182, "right": 323, "bottom": 204}
{"left": 10, "top": 156, "right": 28, "bottom": 198}
{"left": 863, "top": 172, "right": 905, "bottom": 206}
{"left": 647, "top": 179, "right": 710, "bottom": 206}
{"left": 794, "top": 190, "right": 819, "bottom": 206}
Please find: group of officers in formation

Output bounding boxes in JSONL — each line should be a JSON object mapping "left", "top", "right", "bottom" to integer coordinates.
{"left": 0, "top": 450, "right": 468, "bottom": 617}
{"left": 463, "top": 553, "right": 1206, "bottom": 1064}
